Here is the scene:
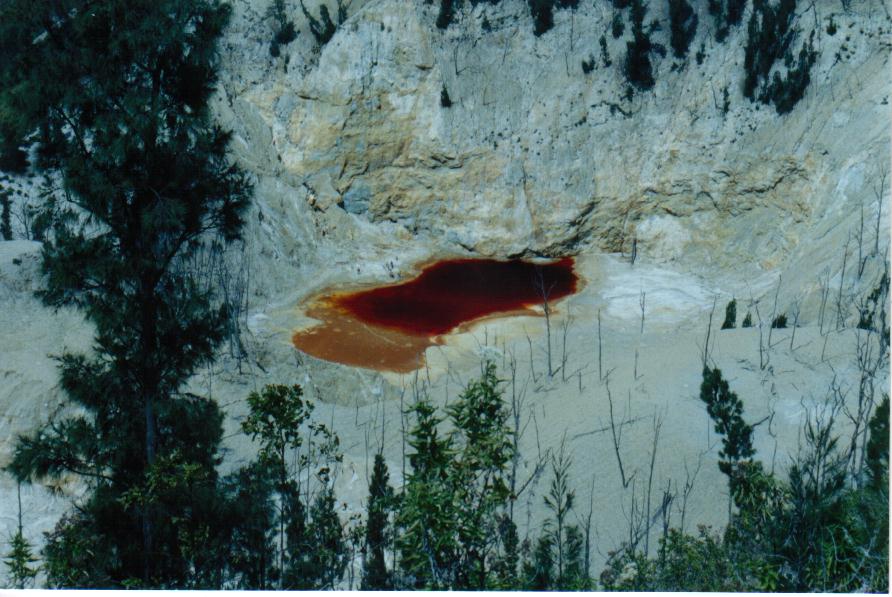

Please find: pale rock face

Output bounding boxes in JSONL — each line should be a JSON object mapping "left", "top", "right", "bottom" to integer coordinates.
{"left": 218, "top": 0, "right": 889, "bottom": 306}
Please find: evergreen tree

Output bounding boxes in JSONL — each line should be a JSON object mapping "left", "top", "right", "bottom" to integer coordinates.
{"left": 522, "top": 535, "right": 555, "bottom": 589}
{"left": 0, "top": 186, "right": 11, "bottom": 240}
{"left": 699, "top": 366, "right": 755, "bottom": 488}
{"left": 305, "top": 479, "right": 348, "bottom": 589}
{"left": 668, "top": 0, "right": 698, "bottom": 59}
{"left": 362, "top": 452, "right": 394, "bottom": 590}
{"left": 4, "top": 484, "right": 38, "bottom": 588}
{"left": 436, "top": 0, "right": 460, "bottom": 30}
{"left": 721, "top": 299, "right": 737, "bottom": 329}
{"left": 491, "top": 515, "right": 520, "bottom": 589}
{"left": 1, "top": 0, "right": 251, "bottom": 586}
{"left": 224, "top": 461, "right": 278, "bottom": 589}
{"left": 624, "top": 0, "right": 655, "bottom": 90}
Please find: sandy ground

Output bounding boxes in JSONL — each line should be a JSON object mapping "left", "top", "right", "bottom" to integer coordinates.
{"left": 1, "top": 242, "right": 887, "bottom": 585}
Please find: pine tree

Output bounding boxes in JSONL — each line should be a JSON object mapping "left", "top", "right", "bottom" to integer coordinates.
{"left": 306, "top": 480, "right": 348, "bottom": 589}
{"left": 624, "top": 0, "right": 655, "bottom": 90}
{"left": 668, "top": 0, "right": 698, "bottom": 59}
{"left": 721, "top": 299, "right": 737, "bottom": 329}
{"left": 1, "top": 0, "right": 251, "bottom": 586}
{"left": 4, "top": 484, "right": 38, "bottom": 588}
{"left": 0, "top": 186, "right": 12, "bottom": 240}
{"left": 699, "top": 367, "right": 755, "bottom": 481}
{"left": 362, "top": 452, "right": 394, "bottom": 590}
{"left": 224, "top": 461, "right": 278, "bottom": 589}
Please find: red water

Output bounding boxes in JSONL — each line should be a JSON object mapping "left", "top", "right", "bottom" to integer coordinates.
{"left": 333, "top": 257, "right": 578, "bottom": 336}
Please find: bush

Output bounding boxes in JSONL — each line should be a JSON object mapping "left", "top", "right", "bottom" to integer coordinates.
{"left": 436, "top": 0, "right": 458, "bottom": 30}
{"left": 300, "top": 0, "right": 346, "bottom": 47}
{"left": 581, "top": 55, "right": 595, "bottom": 74}
{"left": 612, "top": 12, "right": 625, "bottom": 38}
{"left": 742, "top": 311, "right": 753, "bottom": 327}
{"left": 709, "top": 0, "right": 747, "bottom": 41}
{"left": 624, "top": 0, "right": 655, "bottom": 90}
{"left": 440, "top": 85, "right": 453, "bottom": 108}
{"left": 669, "top": 0, "right": 698, "bottom": 59}
{"left": 268, "top": 0, "right": 297, "bottom": 57}
{"left": 743, "top": 0, "right": 817, "bottom": 113}
{"left": 529, "top": 0, "right": 555, "bottom": 36}
{"left": 0, "top": 187, "right": 11, "bottom": 240}
{"left": 770, "top": 313, "right": 787, "bottom": 328}
{"left": 721, "top": 299, "right": 737, "bottom": 329}
{"left": 600, "top": 35, "right": 612, "bottom": 67}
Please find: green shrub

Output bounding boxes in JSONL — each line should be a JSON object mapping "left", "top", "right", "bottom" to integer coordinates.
{"left": 743, "top": 0, "right": 817, "bottom": 113}
{"left": 582, "top": 55, "right": 595, "bottom": 73}
{"left": 600, "top": 35, "right": 612, "bottom": 67}
{"left": 612, "top": 12, "right": 625, "bottom": 38}
{"left": 436, "top": 0, "right": 458, "bottom": 30}
{"left": 268, "top": 0, "right": 297, "bottom": 57}
{"left": 624, "top": 0, "right": 655, "bottom": 90}
{"left": 770, "top": 313, "right": 787, "bottom": 328}
{"left": 440, "top": 85, "right": 453, "bottom": 107}
{"left": 721, "top": 299, "right": 737, "bottom": 329}
{"left": 669, "top": 0, "right": 698, "bottom": 59}
{"left": 742, "top": 311, "right": 753, "bottom": 327}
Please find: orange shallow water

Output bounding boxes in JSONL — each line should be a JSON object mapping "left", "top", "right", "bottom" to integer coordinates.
{"left": 292, "top": 257, "right": 578, "bottom": 372}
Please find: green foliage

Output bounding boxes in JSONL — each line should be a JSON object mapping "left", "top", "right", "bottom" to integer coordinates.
{"left": 440, "top": 85, "right": 453, "bottom": 108}
{"left": 396, "top": 361, "right": 516, "bottom": 589}
{"left": 396, "top": 397, "right": 456, "bottom": 588}
{"left": 520, "top": 445, "right": 589, "bottom": 590}
{"left": 243, "top": 384, "right": 314, "bottom": 474}
{"left": 300, "top": 0, "right": 346, "bottom": 47}
{"left": 709, "top": 0, "right": 747, "bottom": 41}
{"left": 241, "top": 384, "right": 344, "bottom": 590}
{"left": 436, "top": 0, "right": 459, "bottom": 30}
{"left": 624, "top": 0, "right": 655, "bottom": 91}
{"left": 41, "top": 512, "right": 116, "bottom": 588}
{"left": 865, "top": 396, "right": 889, "bottom": 492}
{"left": 527, "top": 0, "right": 578, "bottom": 37}
{"left": 600, "top": 35, "right": 613, "bottom": 67}
{"left": 611, "top": 11, "right": 625, "bottom": 39}
{"left": 742, "top": 311, "right": 753, "bottom": 327}
{"left": 4, "top": 530, "right": 38, "bottom": 588}
{"left": 268, "top": 0, "right": 297, "bottom": 57}
{"left": 491, "top": 515, "right": 520, "bottom": 589}
{"left": 582, "top": 55, "right": 595, "bottom": 74}
{"left": 721, "top": 299, "right": 737, "bottom": 329}
{"left": 743, "top": 0, "right": 817, "bottom": 114}
{"left": 695, "top": 42, "right": 706, "bottom": 65}
{"left": 699, "top": 367, "right": 755, "bottom": 496}
{"left": 303, "top": 481, "right": 348, "bottom": 589}
{"left": 770, "top": 313, "right": 787, "bottom": 328}
{"left": 223, "top": 461, "right": 278, "bottom": 589}
{"left": 668, "top": 0, "right": 698, "bottom": 59}
{"left": 1, "top": 0, "right": 253, "bottom": 583}
{"left": 600, "top": 526, "right": 751, "bottom": 591}
{"left": 529, "top": 0, "right": 556, "bottom": 37}
{"left": 362, "top": 453, "right": 394, "bottom": 589}
{"left": 0, "top": 186, "right": 11, "bottom": 240}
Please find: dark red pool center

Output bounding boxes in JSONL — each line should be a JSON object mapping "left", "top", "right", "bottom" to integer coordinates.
{"left": 332, "top": 257, "right": 578, "bottom": 337}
